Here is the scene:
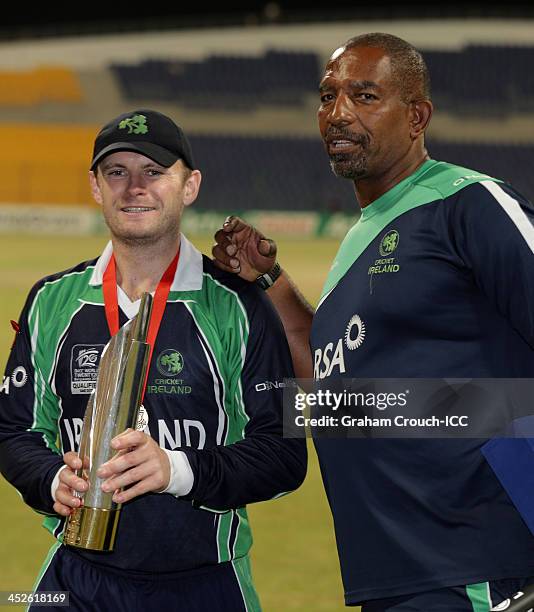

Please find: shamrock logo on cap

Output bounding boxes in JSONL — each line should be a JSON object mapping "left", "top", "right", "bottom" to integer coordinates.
{"left": 118, "top": 114, "right": 148, "bottom": 135}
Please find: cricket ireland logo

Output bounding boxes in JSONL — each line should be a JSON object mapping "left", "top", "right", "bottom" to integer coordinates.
{"left": 118, "top": 114, "right": 148, "bottom": 134}
{"left": 149, "top": 349, "right": 191, "bottom": 395}
{"left": 379, "top": 230, "right": 400, "bottom": 256}
{"left": 157, "top": 349, "right": 184, "bottom": 376}
{"left": 368, "top": 229, "right": 401, "bottom": 277}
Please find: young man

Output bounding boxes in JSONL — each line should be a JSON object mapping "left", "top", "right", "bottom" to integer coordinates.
{"left": 212, "top": 34, "right": 534, "bottom": 611}
{"left": 0, "top": 109, "right": 306, "bottom": 611}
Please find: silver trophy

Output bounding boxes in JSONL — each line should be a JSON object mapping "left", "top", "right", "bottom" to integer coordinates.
{"left": 63, "top": 293, "right": 153, "bottom": 551}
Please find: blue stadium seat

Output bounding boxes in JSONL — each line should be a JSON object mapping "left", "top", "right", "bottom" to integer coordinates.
{"left": 111, "top": 50, "right": 321, "bottom": 109}
{"left": 185, "top": 135, "right": 534, "bottom": 212}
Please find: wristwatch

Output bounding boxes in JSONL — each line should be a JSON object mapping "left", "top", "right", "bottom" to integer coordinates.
{"left": 255, "top": 262, "right": 282, "bottom": 290}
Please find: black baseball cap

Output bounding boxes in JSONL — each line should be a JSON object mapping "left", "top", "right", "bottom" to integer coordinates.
{"left": 90, "top": 109, "right": 195, "bottom": 171}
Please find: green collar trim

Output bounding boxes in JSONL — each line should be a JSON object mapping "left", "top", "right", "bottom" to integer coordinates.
{"left": 318, "top": 160, "right": 501, "bottom": 305}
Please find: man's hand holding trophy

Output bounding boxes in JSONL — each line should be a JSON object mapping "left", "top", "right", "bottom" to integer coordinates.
{"left": 58, "top": 293, "right": 155, "bottom": 551}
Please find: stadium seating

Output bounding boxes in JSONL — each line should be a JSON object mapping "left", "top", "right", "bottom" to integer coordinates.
{"left": 2, "top": 40, "right": 534, "bottom": 211}
{"left": 0, "top": 67, "right": 82, "bottom": 105}
{"left": 1, "top": 123, "right": 532, "bottom": 209}
{"left": 110, "top": 45, "right": 534, "bottom": 115}
{"left": 110, "top": 50, "right": 321, "bottom": 109}
{"left": 189, "top": 136, "right": 534, "bottom": 211}
{"left": 425, "top": 45, "right": 534, "bottom": 115}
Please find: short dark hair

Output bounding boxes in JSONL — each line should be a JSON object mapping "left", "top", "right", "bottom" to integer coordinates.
{"left": 344, "top": 32, "right": 431, "bottom": 103}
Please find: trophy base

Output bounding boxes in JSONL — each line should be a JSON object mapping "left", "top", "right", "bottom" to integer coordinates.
{"left": 63, "top": 507, "right": 120, "bottom": 551}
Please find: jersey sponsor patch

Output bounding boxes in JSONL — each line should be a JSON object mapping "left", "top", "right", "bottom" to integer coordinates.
{"left": 11, "top": 365, "right": 27, "bottom": 387}
{"left": 313, "top": 313, "right": 366, "bottom": 379}
{"left": 70, "top": 344, "right": 105, "bottom": 395}
{"left": 0, "top": 365, "right": 28, "bottom": 395}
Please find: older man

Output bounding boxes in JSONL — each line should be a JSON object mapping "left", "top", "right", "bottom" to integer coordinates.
{"left": 213, "top": 33, "right": 534, "bottom": 611}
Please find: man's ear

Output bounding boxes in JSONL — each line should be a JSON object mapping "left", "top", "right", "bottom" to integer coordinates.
{"left": 89, "top": 170, "right": 103, "bottom": 205}
{"left": 409, "top": 99, "right": 433, "bottom": 140}
{"left": 183, "top": 170, "right": 202, "bottom": 207}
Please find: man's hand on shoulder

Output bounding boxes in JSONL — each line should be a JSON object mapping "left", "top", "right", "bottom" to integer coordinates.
{"left": 212, "top": 216, "right": 277, "bottom": 282}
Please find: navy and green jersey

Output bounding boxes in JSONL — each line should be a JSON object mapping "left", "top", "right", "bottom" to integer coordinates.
{"left": 0, "top": 234, "right": 306, "bottom": 574}
{"left": 311, "top": 160, "right": 534, "bottom": 604}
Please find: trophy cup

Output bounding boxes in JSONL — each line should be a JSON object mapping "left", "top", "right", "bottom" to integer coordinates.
{"left": 63, "top": 293, "right": 153, "bottom": 551}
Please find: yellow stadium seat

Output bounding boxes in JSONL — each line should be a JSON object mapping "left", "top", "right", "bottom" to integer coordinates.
{"left": 0, "top": 67, "right": 82, "bottom": 105}
{"left": 0, "top": 124, "right": 98, "bottom": 205}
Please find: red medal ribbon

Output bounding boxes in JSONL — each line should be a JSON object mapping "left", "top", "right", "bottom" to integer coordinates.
{"left": 102, "top": 248, "right": 180, "bottom": 400}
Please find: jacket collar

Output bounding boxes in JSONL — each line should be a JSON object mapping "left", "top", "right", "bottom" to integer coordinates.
{"left": 89, "top": 233, "right": 203, "bottom": 291}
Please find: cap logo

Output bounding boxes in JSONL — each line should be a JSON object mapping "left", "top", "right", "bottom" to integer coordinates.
{"left": 118, "top": 114, "right": 148, "bottom": 135}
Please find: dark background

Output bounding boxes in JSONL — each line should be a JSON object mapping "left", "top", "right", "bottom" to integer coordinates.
{"left": 2, "top": 2, "right": 533, "bottom": 41}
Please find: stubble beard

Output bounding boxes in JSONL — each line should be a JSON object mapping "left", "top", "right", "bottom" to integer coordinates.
{"left": 329, "top": 150, "right": 369, "bottom": 180}
{"left": 103, "top": 208, "right": 181, "bottom": 249}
